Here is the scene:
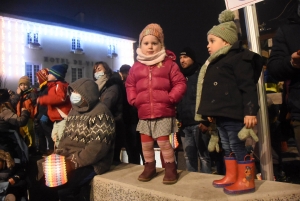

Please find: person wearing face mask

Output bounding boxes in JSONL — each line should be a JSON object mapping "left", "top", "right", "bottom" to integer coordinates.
{"left": 40, "top": 78, "right": 115, "bottom": 201}
{"left": 268, "top": 0, "right": 300, "bottom": 182}
{"left": 93, "top": 61, "right": 125, "bottom": 164}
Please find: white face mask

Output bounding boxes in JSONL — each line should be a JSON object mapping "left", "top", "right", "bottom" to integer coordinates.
{"left": 70, "top": 92, "right": 84, "bottom": 106}
{"left": 94, "top": 71, "right": 105, "bottom": 80}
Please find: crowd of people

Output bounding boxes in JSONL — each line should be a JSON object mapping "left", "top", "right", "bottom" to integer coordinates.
{"left": 0, "top": 5, "right": 299, "bottom": 201}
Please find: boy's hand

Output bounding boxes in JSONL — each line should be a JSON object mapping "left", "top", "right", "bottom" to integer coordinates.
{"left": 16, "top": 87, "right": 21, "bottom": 94}
{"left": 244, "top": 116, "right": 257, "bottom": 128}
{"left": 8, "top": 178, "right": 15, "bottom": 185}
{"left": 290, "top": 51, "right": 300, "bottom": 68}
{"left": 207, "top": 117, "right": 214, "bottom": 122}
{"left": 198, "top": 123, "right": 208, "bottom": 133}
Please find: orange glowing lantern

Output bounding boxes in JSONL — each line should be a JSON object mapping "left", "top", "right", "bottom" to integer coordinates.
{"left": 44, "top": 154, "right": 68, "bottom": 187}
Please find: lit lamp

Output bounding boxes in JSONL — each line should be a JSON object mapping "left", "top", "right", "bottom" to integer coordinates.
{"left": 44, "top": 154, "right": 68, "bottom": 187}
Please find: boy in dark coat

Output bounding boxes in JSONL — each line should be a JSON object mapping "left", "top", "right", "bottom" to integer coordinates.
{"left": 196, "top": 10, "right": 262, "bottom": 194}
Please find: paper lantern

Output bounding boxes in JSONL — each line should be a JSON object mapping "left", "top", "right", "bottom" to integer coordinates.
{"left": 44, "top": 154, "right": 68, "bottom": 187}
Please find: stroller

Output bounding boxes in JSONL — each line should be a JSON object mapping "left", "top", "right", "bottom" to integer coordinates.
{"left": 0, "top": 129, "right": 29, "bottom": 201}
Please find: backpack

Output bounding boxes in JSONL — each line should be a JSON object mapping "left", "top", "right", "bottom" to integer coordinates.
{"left": 242, "top": 49, "right": 264, "bottom": 83}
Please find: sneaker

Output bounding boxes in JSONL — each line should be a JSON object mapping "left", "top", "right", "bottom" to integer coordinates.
{"left": 5, "top": 194, "right": 16, "bottom": 201}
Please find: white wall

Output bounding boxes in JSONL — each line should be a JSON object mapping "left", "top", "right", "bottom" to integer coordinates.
{"left": 0, "top": 15, "right": 135, "bottom": 91}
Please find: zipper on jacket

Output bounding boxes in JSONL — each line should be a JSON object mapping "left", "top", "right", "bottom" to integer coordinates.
{"left": 149, "top": 66, "right": 154, "bottom": 118}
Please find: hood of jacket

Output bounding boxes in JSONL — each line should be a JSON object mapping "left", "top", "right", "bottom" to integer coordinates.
{"left": 165, "top": 49, "right": 176, "bottom": 61}
{"left": 68, "top": 78, "right": 99, "bottom": 113}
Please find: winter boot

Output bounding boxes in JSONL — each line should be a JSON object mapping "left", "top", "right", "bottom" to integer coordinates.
{"left": 138, "top": 161, "right": 157, "bottom": 182}
{"left": 163, "top": 161, "right": 178, "bottom": 184}
{"left": 213, "top": 156, "right": 237, "bottom": 187}
{"left": 224, "top": 158, "right": 255, "bottom": 194}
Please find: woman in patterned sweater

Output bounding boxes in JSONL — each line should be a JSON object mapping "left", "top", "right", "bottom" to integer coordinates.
{"left": 55, "top": 78, "right": 115, "bottom": 201}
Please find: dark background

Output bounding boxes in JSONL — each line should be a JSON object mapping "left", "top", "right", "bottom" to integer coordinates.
{"left": 1, "top": 0, "right": 297, "bottom": 64}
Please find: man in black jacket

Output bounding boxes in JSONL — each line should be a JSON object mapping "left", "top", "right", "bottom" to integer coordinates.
{"left": 176, "top": 47, "right": 211, "bottom": 173}
{"left": 268, "top": 1, "right": 300, "bottom": 158}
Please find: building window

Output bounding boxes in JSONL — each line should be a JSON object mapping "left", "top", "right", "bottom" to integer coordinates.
{"left": 27, "top": 32, "right": 41, "bottom": 49}
{"left": 27, "top": 32, "right": 39, "bottom": 44}
{"left": 71, "top": 68, "right": 83, "bottom": 82}
{"left": 71, "top": 38, "right": 82, "bottom": 50}
{"left": 25, "top": 63, "right": 40, "bottom": 86}
{"left": 71, "top": 38, "right": 83, "bottom": 54}
{"left": 27, "top": 33, "right": 32, "bottom": 44}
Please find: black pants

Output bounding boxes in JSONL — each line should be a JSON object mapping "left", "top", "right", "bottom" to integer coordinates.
{"left": 57, "top": 166, "right": 96, "bottom": 201}
{"left": 124, "top": 123, "right": 144, "bottom": 164}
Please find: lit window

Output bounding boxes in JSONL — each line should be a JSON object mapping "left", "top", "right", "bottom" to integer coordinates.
{"left": 27, "top": 32, "right": 41, "bottom": 49}
{"left": 71, "top": 38, "right": 82, "bottom": 50}
{"left": 27, "top": 32, "right": 39, "bottom": 44}
{"left": 71, "top": 67, "right": 83, "bottom": 82}
{"left": 25, "top": 63, "right": 40, "bottom": 86}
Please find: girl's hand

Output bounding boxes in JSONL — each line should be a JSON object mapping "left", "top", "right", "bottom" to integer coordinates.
{"left": 244, "top": 116, "right": 257, "bottom": 128}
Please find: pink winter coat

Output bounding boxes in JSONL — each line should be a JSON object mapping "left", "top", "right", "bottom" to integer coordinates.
{"left": 126, "top": 50, "right": 186, "bottom": 120}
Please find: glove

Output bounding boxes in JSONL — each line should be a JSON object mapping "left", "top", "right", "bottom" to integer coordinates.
{"left": 238, "top": 126, "right": 259, "bottom": 142}
{"left": 208, "top": 132, "right": 220, "bottom": 152}
{"left": 40, "top": 115, "right": 49, "bottom": 123}
{"left": 207, "top": 122, "right": 220, "bottom": 152}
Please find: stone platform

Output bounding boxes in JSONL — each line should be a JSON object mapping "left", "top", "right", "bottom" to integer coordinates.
{"left": 91, "top": 163, "right": 300, "bottom": 201}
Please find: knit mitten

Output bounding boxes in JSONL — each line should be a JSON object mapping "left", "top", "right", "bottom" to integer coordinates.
{"left": 207, "top": 122, "right": 220, "bottom": 152}
{"left": 238, "top": 126, "right": 259, "bottom": 142}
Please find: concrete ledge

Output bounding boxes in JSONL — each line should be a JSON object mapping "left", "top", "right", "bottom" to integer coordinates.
{"left": 91, "top": 163, "right": 300, "bottom": 201}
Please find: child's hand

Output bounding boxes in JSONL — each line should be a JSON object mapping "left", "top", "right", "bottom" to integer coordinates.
{"left": 16, "top": 87, "right": 21, "bottom": 94}
{"left": 8, "top": 178, "right": 15, "bottom": 185}
{"left": 244, "top": 116, "right": 257, "bottom": 128}
{"left": 207, "top": 117, "right": 214, "bottom": 122}
{"left": 290, "top": 50, "right": 300, "bottom": 68}
{"left": 198, "top": 123, "right": 208, "bottom": 133}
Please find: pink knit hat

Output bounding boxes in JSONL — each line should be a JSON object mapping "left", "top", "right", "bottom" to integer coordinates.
{"left": 139, "top": 23, "right": 164, "bottom": 46}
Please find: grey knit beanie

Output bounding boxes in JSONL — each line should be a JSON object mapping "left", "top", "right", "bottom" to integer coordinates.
{"left": 207, "top": 10, "right": 238, "bottom": 45}
{"left": 69, "top": 78, "right": 99, "bottom": 112}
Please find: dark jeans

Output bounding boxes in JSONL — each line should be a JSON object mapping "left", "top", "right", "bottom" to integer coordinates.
{"left": 181, "top": 125, "right": 211, "bottom": 173}
{"left": 216, "top": 117, "right": 247, "bottom": 161}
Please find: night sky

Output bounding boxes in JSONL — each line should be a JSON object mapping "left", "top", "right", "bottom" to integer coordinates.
{"left": 1, "top": 0, "right": 296, "bottom": 64}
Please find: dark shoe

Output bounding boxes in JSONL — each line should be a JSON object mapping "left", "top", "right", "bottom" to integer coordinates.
{"left": 163, "top": 161, "right": 178, "bottom": 184}
{"left": 138, "top": 161, "right": 157, "bottom": 182}
{"left": 5, "top": 194, "right": 16, "bottom": 201}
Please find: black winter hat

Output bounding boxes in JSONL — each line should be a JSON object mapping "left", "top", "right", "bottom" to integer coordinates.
{"left": 0, "top": 89, "right": 10, "bottom": 104}
{"left": 49, "top": 64, "right": 68, "bottom": 80}
{"left": 180, "top": 47, "right": 196, "bottom": 62}
{"left": 119, "top": 64, "right": 131, "bottom": 73}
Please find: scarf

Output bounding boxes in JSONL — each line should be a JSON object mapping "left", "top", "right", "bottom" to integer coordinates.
{"left": 195, "top": 45, "right": 232, "bottom": 121}
{"left": 136, "top": 48, "right": 166, "bottom": 66}
{"left": 95, "top": 74, "right": 109, "bottom": 92}
{"left": 180, "top": 62, "right": 199, "bottom": 77}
